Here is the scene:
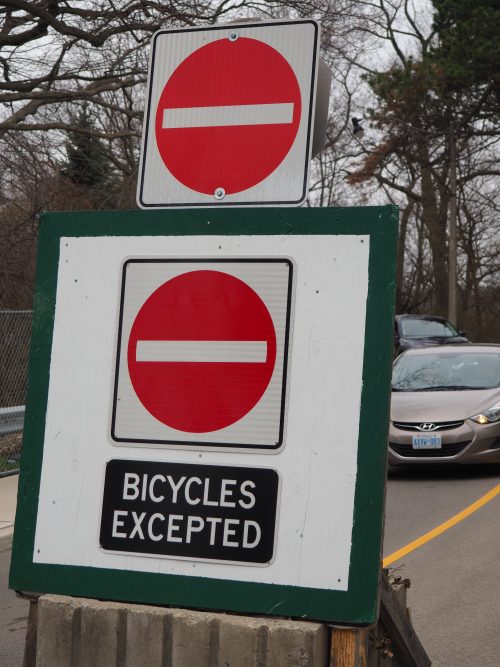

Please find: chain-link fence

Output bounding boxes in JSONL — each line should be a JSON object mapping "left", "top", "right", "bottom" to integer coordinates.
{"left": 0, "top": 310, "right": 32, "bottom": 476}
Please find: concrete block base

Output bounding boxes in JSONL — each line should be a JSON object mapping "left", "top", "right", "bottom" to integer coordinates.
{"left": 36, "top": 595, "right": 328, "bottom": 666}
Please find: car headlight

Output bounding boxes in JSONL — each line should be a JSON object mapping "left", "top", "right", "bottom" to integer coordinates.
{"left": 470, "top": 404, "right": 500, "bottom": 424}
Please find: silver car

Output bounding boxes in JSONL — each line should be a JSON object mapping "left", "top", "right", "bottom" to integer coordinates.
{"left": 389, "top": 345, "right": 500, "bottom": 465}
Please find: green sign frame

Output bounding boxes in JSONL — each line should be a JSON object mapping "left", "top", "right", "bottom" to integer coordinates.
{"left": 10, "top": 206, "right": 398, "bottom": 625}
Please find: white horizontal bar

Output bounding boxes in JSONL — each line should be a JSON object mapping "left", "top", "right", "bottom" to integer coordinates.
{"left": 162, "top": 103, "right": 294, "bottom": 129}
{"left": 136, "top": 340, "right": 267, "bottom": 363}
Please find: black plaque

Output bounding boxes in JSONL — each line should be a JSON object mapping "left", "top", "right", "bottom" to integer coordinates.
{"left": 100, "top": 459, "right": 279, "bottom": 564}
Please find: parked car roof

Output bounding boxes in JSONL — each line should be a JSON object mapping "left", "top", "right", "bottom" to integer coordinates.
{"left": 394, "top": 314, "right": 469, "bottom": 355}
{"left": 399, "top": 343, "right": 497, "bottom": 357}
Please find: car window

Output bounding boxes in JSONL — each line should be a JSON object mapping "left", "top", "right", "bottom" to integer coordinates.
{"left": 399, "top": 318, "right": 458, "bottom": 338}
{"left": 392, "top": 352, "right": 500, "bottom": 391}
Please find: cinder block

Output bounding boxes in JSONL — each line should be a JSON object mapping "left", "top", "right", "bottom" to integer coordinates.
{"left": 37, "top": 594, "right": 79, "bottom": 667}
{"left": 170, "top": 607, "right": 216, "bottom": 665}
{"left": 124, "top": 604, "right": 169, "bottom": 667}
{"left": 218, "top": 614, "right": 268, "bottom": 667}
{"left": 78, "top": 598, "right": 127, "bottom": 667}
{"left": 267, "top": 618, "right": 327, "bottom": 666}
{"left": 36, "top": 595, "right": 328, "bottom": 667}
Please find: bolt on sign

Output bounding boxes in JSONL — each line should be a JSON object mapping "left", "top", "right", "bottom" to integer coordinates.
{"left": 137, "top": 20, "right": 319, "bottom": 208}
{"left": 10, "top": 207, "right": 398, "bottom": 624}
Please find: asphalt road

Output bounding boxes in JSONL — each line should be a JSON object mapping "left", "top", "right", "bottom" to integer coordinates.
{"left": 384, "top": 463, "right": 500, "bottom": 666}
{"left": 0, "top": 540, "right": 28, "bottom": 666}
{"left": 1, "top": 464, "right": 499, "bottom": 666}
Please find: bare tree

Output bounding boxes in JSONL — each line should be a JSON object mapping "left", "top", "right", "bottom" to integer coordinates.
{"left": 343, "top": 0, "right": 500, "bottom": 330}
{"left": 0, "top": 0, "right": 368, "bottom": 307}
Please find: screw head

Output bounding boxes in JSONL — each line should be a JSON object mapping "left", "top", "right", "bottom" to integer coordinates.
{"left": 228, "top": 31, "right": 239, "bottom": 42}
{"left": 214, "top": 187, "right": 225, "bottom": 200}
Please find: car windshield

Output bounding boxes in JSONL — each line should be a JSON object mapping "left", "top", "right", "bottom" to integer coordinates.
{"left": 392, "top": 351, "right": 500, "bottom": 391}
{"left": 399, "top": 318, "right": 458, "bottom": 338}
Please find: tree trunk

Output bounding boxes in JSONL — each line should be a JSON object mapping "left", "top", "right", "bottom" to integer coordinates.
{"left": 418, "top": 146, "right": 448, "bottom": 316}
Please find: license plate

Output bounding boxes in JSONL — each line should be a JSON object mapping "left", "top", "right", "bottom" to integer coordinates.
{"left": 412, "top": 434, "right": 442, "bottom": 449}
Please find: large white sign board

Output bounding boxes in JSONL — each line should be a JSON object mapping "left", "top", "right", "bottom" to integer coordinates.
{"left": 34, "top": 233, "right": 366, "bottom": 587}
{"left": 11, "top": 208, "right": 398, "bottom": 623}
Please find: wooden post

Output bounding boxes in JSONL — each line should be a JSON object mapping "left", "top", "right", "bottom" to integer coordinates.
{"left": 22, "top": 596, "right": 38, "bottom": 667}
{"left": 330, "top": 627, "right": 369, "bottom": 667}
{"left": 379, "top": 574, "right": 431, "bottom": 666}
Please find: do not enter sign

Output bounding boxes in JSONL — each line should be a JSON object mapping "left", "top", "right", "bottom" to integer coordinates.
{"left": 155, "top": 37, "right": 301, "bottom": 197}
{"left": 112, "top": 259, "right": 293, "bottom": 449}
{"left": 128, "top": 270, "right": 277, "bottom": 433}
{"left": 138, "top": 20, "right": 319, "bottom": 208}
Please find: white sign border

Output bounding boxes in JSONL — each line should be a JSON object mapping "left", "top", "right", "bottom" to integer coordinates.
{"left": 31, "top": 232, "right": 369, "bottom": 594}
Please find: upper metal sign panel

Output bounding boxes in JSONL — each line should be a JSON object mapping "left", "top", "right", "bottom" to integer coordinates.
{"left": 137, "top": 20, "right": 319, "bottom": 208}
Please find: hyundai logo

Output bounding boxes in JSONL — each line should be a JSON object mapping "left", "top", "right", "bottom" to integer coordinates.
{"left": 418, "top": 423, "right": 437, "bottom": 431}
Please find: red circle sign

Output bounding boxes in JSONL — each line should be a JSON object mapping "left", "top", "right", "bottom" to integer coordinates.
{"left": 128, "top": 270, "right": 277, "bottom": 433}
{"left": 155, "top": 37, "right": 301, "bottom": 195}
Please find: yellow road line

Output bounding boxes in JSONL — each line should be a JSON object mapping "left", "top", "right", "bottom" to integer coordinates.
{"left": 383, "top": 483, "right": 500, "bottom": 568}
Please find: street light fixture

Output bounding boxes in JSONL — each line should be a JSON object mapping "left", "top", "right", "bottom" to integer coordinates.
{"left": 351, "top": 117, "right": 365, "bottom": 138}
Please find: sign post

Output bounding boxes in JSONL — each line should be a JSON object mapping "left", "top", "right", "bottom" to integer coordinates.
{"left": 10, "top": 206, "right": 397, "bottom": 625}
